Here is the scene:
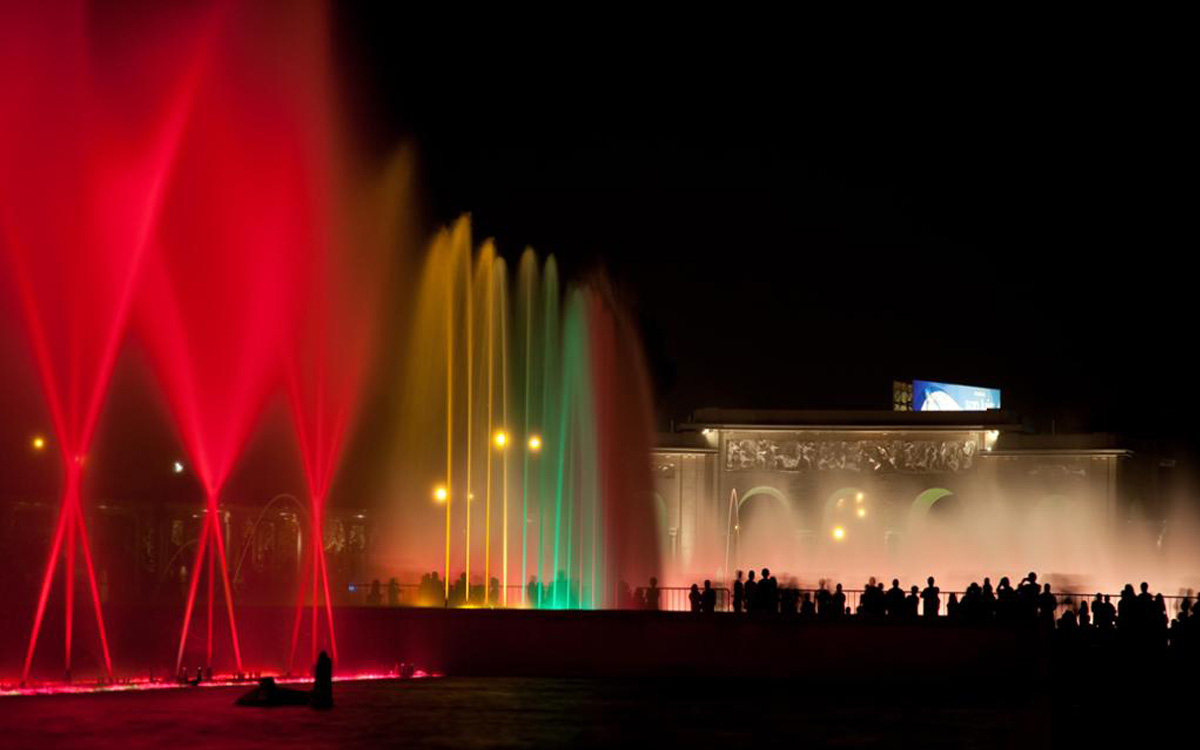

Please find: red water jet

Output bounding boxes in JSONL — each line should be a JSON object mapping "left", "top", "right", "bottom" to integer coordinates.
{"left": 135, "top": 2, "right": 324, "bottom": 676}
{"left": 274, "top": 4, "right": 383, "bottom": 673}
{"left": 0, "top": 1, "right": 214, "bottom": 683}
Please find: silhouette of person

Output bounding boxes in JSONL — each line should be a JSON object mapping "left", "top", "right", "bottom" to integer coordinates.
{"left": 921, "top": 577, "right": 940, "bottom": 619}
{"left": 886, "top": 579, "right": 905, "bottom": 618}
{"left": 387, "top": 577, "right": 400, "bottom": 607}
{"left": 702, "top": 580, "right": 717, "bottom": 613}
{"left": 645, "top": 577, "right": 661, "bottom": 611}
{"left": 760, "top": 568, "right": 775, "bottom": 613}
{"left": 732, "top": 570, "right": 744, "bottom": 613}
{"left": 689, "top": 583, "right": 702, "bottom": 613}
{"left": 800, "top": 591, "right": 815, "bottom": 618}
{"left": 1038, "top": 583, "right": 1057, "bottom": 626}
{"left": 744, "top": 570, "right": 757, "bottom": 614}
{"left": 311, "top": 650, "right": 333, "bottom": 709}
{"left": 367, "top": 579, "right": 382, "bottom": 606}
{"left": 907, "top": 586, "right": 920, "bottom": 619}
{"left": 816, "top": 582, "right": 832, "bottom": 619}
{"left": 832, "top": 583, "right": 846, "bottom": 619}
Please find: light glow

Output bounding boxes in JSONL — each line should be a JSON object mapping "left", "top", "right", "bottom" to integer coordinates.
{"left": 832, "top": 526, "right": 846, "bottom": 541}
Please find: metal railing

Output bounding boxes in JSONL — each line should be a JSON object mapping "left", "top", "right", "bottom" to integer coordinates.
{"left": 343, "top": 579, "right": 1192, "bottom": 620}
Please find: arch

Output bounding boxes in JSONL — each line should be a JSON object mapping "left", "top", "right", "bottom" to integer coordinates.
{"left": 736, "top": 485, "right": 790, "bottom": 514}
{"left": 731, "top": 486, "right": 794, "bottom": 575}
{"left": 821, "top": 486, "right": 866, "bottom": 533}
{"left": 908, "top": 487, "right": 955, "bottom": 527}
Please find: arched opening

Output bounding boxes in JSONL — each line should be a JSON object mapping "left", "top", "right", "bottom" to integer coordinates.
{"left": 910, "top": 488, "right": 955, "bottom": 525}
{"left": 733, "top": 487, "right": 794, "bottom": 576}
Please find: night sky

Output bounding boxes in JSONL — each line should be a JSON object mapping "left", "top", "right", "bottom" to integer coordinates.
{"left": 1, "top": 16, "right": 1192, "bottom": 501}
{"left": 339, "top": 14, "right": 1193, "bottom": 453}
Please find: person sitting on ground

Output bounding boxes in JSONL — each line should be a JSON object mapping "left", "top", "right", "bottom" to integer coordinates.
{"left": 702, "top": 580, "right": 717, "bottom": 613}
{"left": 688, "top": 583, "right": 701, "bottom": 613}
{"left": 236, "top": 651, "right": 333, "bottom": 709}
{"left": 921, "top": 577, "right": 940, "bottom": 619}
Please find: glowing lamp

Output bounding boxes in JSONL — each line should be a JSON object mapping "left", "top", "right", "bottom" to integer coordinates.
{"left": 856, "top": 507, "right": 867, "bottom": 519}
{"left": 494, "top": 430, "right": 508, "bottom": 448}
{"left": 434, "top": 486, "right": 448, "bottom": 502}
{"left": 832, "top": 526, "right": 846, "bottom": 541}
{"left": 528, "top": 435, "right": 542, "bottom": 452}
{"left": 173, "top": 460, "right": 185, "bottom": 474}
{"left": 31, "top": 435, "right": 46, "bottom": 451}
{"left": 855, "top": 492, "right": 864, "bottom": 503}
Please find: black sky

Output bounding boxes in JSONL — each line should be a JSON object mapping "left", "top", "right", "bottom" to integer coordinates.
{"left": 344, "top": 17, "right": 1192, "bottom": 446}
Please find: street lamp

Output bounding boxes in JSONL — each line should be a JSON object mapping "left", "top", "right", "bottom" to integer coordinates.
{"left": 31, "top": 435, "right": 46, "bottom": 452}
{"left": 528, "top": 435, "right": 542, "bottom": 452}
{"left": 434, "top": 486, "right": 448, "bottom": 503}
{"left": 494, "top": 430, "right": 508, "bottom": 449}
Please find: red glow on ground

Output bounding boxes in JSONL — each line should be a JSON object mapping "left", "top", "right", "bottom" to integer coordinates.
{"left": 0, "top": 1, "right": 216, "bottom": 684}
{"left": 0, "top": 670, "right": 438, "bottom": 699}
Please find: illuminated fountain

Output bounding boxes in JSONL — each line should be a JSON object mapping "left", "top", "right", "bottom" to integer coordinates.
{"left": 392, "top": 218, "right": 660, "bottom": 608}
{"left": 0, "top": 1, "right": 214, "bottom": 684}
{"left": 0, "top": 0, "right": 654, "bottom": 692}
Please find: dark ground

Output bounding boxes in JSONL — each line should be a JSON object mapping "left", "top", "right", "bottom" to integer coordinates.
{"left": 0, "top": 673, "right": 1189, "bottom": 749}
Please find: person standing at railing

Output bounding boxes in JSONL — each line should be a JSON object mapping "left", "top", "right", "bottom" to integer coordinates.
{"left": 645, "top": 577, "right": 661, "bottom": 611}
{"left": 688, "top": 583, "right": 701, "bottom": 613}
{"left": 885, "top": 579, "right": 905, "bottom": 619}
{"left": 387, "top": 577, "right": 400, "bottom": 607}
{"left": 744, "top": 570, "right": 757, "bottom": 614}
{"left": 763, "top": 570, "right": 778, "bottom": 614}
{"left": 702, "top": 580, "right": 717, "bottom": 613}
{"left": 832, "top": 583, "right": 846, "bottom": 619}
{"left": 732, "top": 570, "right": 744, "bottom": 613}
{"left": 921, "top": 577, "right": 940, "bottom": 620}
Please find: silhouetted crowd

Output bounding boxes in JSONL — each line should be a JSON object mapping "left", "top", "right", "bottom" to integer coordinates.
{"left": 678, "top": 569, "right": 1200, "bottom": 656}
